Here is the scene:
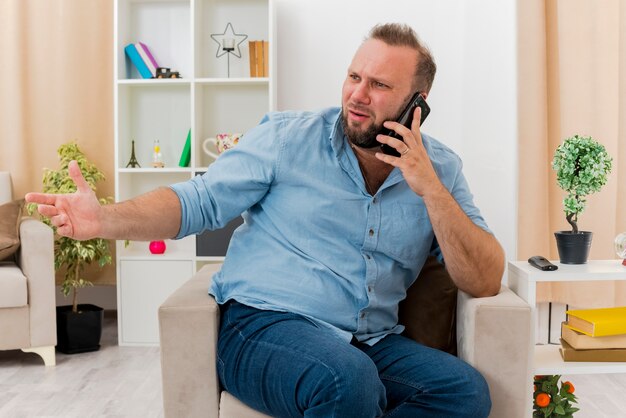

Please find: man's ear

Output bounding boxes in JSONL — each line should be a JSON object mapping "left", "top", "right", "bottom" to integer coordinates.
{"left": 420, "top": 91, "right": 429, "bottom": 100}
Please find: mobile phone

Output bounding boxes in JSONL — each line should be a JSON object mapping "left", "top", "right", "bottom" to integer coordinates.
{"left": 380, "top": 92, "right": 430, "bottom": 157}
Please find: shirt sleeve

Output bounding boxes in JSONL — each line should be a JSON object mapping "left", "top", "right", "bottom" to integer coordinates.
{"left": 431, "top": 154, "right": 493, "bottom": 265}
{"left": 170, "top": 113, "right": 285, "bottom": 239}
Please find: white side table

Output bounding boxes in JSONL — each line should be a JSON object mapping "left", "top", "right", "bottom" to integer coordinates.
{"left": 508, "top": 259, "right": 626, "bottom": 375}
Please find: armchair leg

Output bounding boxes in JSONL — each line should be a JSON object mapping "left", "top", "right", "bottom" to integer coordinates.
{"left": 22, "top": 346, "right": 56, "bottom": 366}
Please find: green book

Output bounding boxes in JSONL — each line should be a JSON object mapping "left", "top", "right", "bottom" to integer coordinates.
{"left": 178, "top": 129, "right": 191, "bottom": 167}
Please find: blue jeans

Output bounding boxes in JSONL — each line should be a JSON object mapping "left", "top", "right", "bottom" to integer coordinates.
{"left": 217, "top": 301, "right": 491, "bottom": 418}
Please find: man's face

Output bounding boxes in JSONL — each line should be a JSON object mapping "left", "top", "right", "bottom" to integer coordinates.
{"left": 341, "top": 39, "right": 419, "bottom": 148}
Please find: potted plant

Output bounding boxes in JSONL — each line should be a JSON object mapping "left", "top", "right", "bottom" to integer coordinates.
{"left": 552, "top": 134, "right": 612, "bottom": 264}
{"left": 533, "top": 375, "right": 578, "bottom": 417}
{"left": 28, "top": 142, "right": 112, "bottom": 353}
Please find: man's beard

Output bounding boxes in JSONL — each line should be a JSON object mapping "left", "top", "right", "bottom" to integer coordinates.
{"left": 341, "top": 108, "right": 384, "bottom": 149}
{"left": 341, "top": 98, "right": 409, "bottom": 149}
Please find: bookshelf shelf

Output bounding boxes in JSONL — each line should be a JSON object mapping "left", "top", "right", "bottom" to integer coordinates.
{"left": 114, "top": 0, "right": 276, "bottom": 345}
{"left": 119, "top": 254, "right": 193, "bottom": 262}
{"left": 508, "top": 260, "right": 626, "bottom": 375}
{"left": 117, "top": 167, "right": 193, "bottom": 173}
{"left": 195, "top": 77, "right": 270, "bottom": 85}
{"left": 117, "top": 79, "right": 191, "bottom": 86}
{"left": 534, "top": 344, "right": 626, "bottom": 375}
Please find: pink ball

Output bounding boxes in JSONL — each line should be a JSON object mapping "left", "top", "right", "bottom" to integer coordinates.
{"left": 149, "top": 240, "right": 166, "bottom": 254}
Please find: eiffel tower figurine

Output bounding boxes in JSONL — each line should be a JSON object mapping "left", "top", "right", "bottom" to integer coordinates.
{"left": 126, "top": 140, "right": 141, "bottom": 168}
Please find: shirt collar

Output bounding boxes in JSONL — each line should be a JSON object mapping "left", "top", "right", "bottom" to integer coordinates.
{"left": 329, "top": 107, "right": 347, "bottom": 157}
{"left": 328, "top": 107, "right": 405, "bottom": 192}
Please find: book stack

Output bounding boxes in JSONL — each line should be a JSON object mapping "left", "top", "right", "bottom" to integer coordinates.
{"left": 248, "top": 40, "right": 269, "bottom": 77}
{"left": 124, "top": 42, "right": 160, "bottom": 79}
{"left": 560, "top": 306, "right": 626, "bottom": 361}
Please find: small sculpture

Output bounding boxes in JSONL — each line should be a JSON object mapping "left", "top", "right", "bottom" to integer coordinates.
{"left": 210, "top": 23, "right": 248, "bottom": 77}
{"left": 152, "top": 139, "right": 164, "bottom": 168}
{"left": 154, "top": 67, "right": 181, "bottom": 79}
{"left": 126, "top": 140, "right": 141, "bottom": 168}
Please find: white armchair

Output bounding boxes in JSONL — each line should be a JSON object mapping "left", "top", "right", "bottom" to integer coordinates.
{"left": 0, "top": 172, "right": 56, "bottom": 366}
{"left": 160, "top": 262, "right": 532, "bottom": 417}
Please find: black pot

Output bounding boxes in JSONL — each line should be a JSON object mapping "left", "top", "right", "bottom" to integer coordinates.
{"left": 554, "top": 231, "right": 593, "bottom": 264}
{"left": 56, "top": 304, "right": 104, "bottom": 354}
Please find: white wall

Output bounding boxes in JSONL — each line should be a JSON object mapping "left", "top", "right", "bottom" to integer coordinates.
{"left": 275, "top": 0, "right": 518, "bottom": 269}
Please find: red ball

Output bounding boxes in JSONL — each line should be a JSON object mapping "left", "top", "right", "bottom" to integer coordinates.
{"left": 149, "top": 240, "right": 166, "bottom": 254}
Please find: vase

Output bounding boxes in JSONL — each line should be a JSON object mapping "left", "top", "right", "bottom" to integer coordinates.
{"left": 554, "top": 231, "right": 592, "bottom": 264}
{"left": 56, "top": 304, "right": 104, "bottom": 354}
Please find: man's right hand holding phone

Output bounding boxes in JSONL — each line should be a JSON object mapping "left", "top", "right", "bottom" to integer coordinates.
{"left": 375, "top": 106, "right": 445, "bottom": 199}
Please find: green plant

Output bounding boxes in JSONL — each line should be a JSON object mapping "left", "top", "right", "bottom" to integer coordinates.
{"left": 28, "top": 142, "right": 112, "bottom": 313}
{"left": 552, "top": 135, "right": 612, "bottom": 233}
{"left": 533, "top": 375, "right": 578, "bottom": 417}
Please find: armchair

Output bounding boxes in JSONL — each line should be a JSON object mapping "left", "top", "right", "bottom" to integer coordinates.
{"left": 0, "top": 172, "right": 56, "bottom": 366}
{"left": 160, "top": 261, "right": 532, "bottom": 418}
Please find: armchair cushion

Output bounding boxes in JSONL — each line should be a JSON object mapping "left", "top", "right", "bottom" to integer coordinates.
{"left": 0, "top": 263, "right": 27, "bottom": 308}
{"left": 0, "top": 199, "right": 24, "bottom": 261}
{"left": 399, "top": 256, "right": 457, "bottom": 355}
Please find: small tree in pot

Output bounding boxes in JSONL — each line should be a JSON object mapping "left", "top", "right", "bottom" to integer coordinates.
{"left": 28, "top": 141, "right": 112, "bottom": 353}
{"left": 551, "top": 134, "right": 612, "bottom": 264}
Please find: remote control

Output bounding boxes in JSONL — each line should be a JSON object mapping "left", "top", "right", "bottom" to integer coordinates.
{"left": 528, "top": 256, "right": 558, "bottom": 271}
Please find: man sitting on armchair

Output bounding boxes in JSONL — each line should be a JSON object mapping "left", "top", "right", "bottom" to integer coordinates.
{"left": 27, "top": 23, "right": 504, "bottom": 418}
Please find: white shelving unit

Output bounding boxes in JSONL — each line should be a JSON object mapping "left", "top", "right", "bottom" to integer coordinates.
{"left": 508, "top": 260, "right": 626, "bottom": 374}
{"left": 114, "top": 0, "right": 276, "bottom": 346}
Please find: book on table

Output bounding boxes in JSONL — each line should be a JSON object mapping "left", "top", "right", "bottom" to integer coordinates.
{"left": 566, "top": 306, "right": 626, "bottom": 337}
{"left": 124, "top": 44, "right": 152, "bottom": 79}
{"left": 248, "top": 40, "right": 268, "bottom": 77}
{"left": 135, "top": 42, "right": 159, "bottom": 77}
{"left": 560, "top": 338, "right": 626, "bottom": 362}
{"left": 263, "top": 40, "right": 269, "bottom": 77}
{"left": 249, "top": 41, "right": 258, "bottom": 77}
{"left": 561, "top": 322, "right": 626, "bottom": 350}
{"left": 255, "top": 41, "right": 265, "bottom": 77}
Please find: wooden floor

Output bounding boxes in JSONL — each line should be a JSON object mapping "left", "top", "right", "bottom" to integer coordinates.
{"left": 560, "top": 372, "right": 626, "bottom": 418}
{"left": 1, "top": 313, "right": 626, "bottom": 417}
{"left": 0, "top": 312, "right": 163, "bottom": 418}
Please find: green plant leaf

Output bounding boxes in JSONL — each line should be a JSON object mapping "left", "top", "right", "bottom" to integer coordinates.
{"left": 32, "top": 141, "right": 113, "bottom": 304}
{"left": 541, "top": 381, "right": 554, "bottom": 394}
{"left": 552, "top": 135, "right": 612, "bottom": 230}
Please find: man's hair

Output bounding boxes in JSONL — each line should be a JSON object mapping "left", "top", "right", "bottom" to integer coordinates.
{"left": 367, "top": 23, "right": 436, "bottom": 93}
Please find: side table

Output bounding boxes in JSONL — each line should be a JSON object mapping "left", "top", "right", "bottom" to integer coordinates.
{"left": 508, "top": 259, "right": 626, "bottom": 375}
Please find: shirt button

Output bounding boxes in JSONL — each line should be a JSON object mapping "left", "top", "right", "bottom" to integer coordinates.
{"left": 365, "top": 254, "right": 371, "bottom": 260}
{"left": 368, "top": 229, "right": 374, "bottom": 236}
{"left": 372, "top": 197, "right": 378, "bottom": 204}
{"left": 359, "top": 312, "right": 365, "bottom": 319}
{"left": 367, "top": 286, "right": 373, "bottom": 293}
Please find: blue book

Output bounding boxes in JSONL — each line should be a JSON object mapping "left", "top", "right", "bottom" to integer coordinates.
{"left": 124, "top": 44, "right": 152, "bottom": 79}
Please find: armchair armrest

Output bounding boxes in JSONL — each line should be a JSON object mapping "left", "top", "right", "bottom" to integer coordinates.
{"left": 18, "top": 217, "right": 56, "bottom": 348}
{"left": 159, "top": 264, "right": 222, "bottom": 418}
{"left": 457, "top": 285, "right": 532, "bottom": 418}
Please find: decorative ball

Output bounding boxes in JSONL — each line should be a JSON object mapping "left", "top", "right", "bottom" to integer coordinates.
{"left": 149, "top": 240, "right": 166, "bottom": 255}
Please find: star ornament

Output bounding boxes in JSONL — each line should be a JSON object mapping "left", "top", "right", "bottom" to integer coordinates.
{"left": 210, "top": 23, "right": 248, "bottom": 58}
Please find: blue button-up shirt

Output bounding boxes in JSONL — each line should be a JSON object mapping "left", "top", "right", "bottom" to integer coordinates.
{"left": 171, "top": 107, "right": 490, "bottom": 345}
